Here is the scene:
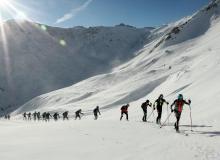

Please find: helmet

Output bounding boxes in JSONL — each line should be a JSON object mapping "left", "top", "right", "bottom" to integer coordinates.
{"left": 159, "top": 94, "right": 163, "bottom": 99}
{"left": 178, "top": 94, "right": 183, "bottom": 100}
{"left": 146, "top": 100, "right": 149, "bottom": 103}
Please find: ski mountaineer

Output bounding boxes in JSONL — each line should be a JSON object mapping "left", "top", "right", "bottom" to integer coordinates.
{"left": 37, "top": 112, "right": 41, "bottom": 121}
{"left": 27, "top": 112, "right": 32, "bottom": 120}
{"left": 23, "top": 112, "right": 27, "bottom": 120}
{"left": 62, "top": 111, "right": 69, "bottom": 120}
{"left": 93, "top": 106, "right": 101, "bottom": 120}
{"left": 42, "top": 112, "right": 47, "bottom": 121}
{"left": 170, "top": 94, "right": 191, "bottom": 132}
{"left": 141, "top": 100, "right": 152, "bottom": 122}
{"left": 75, "top": 109, "right": 84, "bottom": 120}
{"left": 53, "top": 112, "right": 60, "bottom": 121}
{"left": 153, "top": 94, "right": 169, "bottom": 124}
{"left": 33, "top": 112, "right": 37, "bottom": 121}
{"left": 45, "top": 112, "right": 52, "bottom": 121}
{"left": 120, "top": 104, "right": 129, "bottom": 121}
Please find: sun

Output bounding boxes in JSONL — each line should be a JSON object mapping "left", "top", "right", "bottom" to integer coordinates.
{"left": 0, "top": 0, "right": 30, "bottom": 21}
{"left": 0, "top": 0, "right": 14, "bottom": 16}
{"left": 0, "top": 0, "right": 32, "bottom": 90}
{"left": 0, "top": 0, "right": 10, "bottom": 8}
{"left": 0, "top": 0, "right": 66, "bottom": 91}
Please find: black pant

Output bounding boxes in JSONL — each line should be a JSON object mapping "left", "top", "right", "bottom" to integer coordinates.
{"left": 156, "top": 107, "right": 162, "bottom": 124}
{"left": 63, "top": 116, "right": 68, "bottom": 120}
{"left": 75, "top": 114, "right": 81, "bottom": 120}
{"left": 94, "top": 113, "right": 98, "bottom": 120}
{"left": 142, "top": 110, "right": 147, "bottom": 122}
{"left": 120, "top": 112, "right": 128, "bottom": 120}
{"left": 174, "top": 111, "right": 182, "bottom": 131}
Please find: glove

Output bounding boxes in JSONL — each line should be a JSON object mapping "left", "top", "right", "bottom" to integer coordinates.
{"left": 171, "top": 109, "right": 174, "bottom": 112}
{"left": 188, "top": 99, "right": 191, "bottom": 104}
{"left": 167, "top": 102, "right": 169, "bottom": 105}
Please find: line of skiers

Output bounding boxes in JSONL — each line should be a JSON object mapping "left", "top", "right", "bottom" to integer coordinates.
{"left": 20, "top": 94, "right": 191, "bottom": 132}
{"left": 120, "top": 94, "right": 191, "bottom": 132}
{"left": 4, "top": 114, "right": 10, "bottom": 120}
{"left": 22, "top": 106, "right": 101, "bottom": 121}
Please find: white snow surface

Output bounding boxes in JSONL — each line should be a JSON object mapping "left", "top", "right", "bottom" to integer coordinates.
{"left": 0, "top": 119, "right": 219, "bottom": 160}
{"left": 1, "top": 1, "right": 220, "bottom": 160}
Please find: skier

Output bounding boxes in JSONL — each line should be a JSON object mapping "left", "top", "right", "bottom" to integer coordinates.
{"left": 75, "top": 109, "right": 84, "bottom": 120}
{"left": 23, "top": 112, "right": 27, "bottom": 120}
{"left": 141, "top": 100, "right": 152, "bottom": 122}
{"left": 42, "top": 112, "right": 47, "bottom": 121}
{"left": 27, "top": 112, "right": 32, "bottom": 120}
{"left": 37, "top": 112, "right": 41, "bottom": 121}
{"left": 53, "top": 112, "right": 60, "bottom": 121}
{"left": 62, "top": 111, "right": 69, "bottom": 120}
{"left": 153, "top": 94, "right": 169, "bottom": 124}
{"left": 93, "top": 106, "right": 101, "bottom": 120}
{"left": 170, "top": 94, "right": 191, "bottom": 132}
{"left": 120, "top": 104, "right": 129, "bottom": 121}
{"left": 33, "top": 112, "right": 37, "bottom": 121}
{"left": 45, "top": 112, "right": 52, "bottom": 121}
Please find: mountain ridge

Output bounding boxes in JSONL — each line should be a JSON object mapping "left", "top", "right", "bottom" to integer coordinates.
{"left": 0, "top": 20, "right": 153, "bottom": 114}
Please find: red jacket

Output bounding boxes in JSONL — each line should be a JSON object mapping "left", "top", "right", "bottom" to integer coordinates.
{"left": 121, "top": 105, "right": 128, "bottom": 113}
{"left": 171, "top": 99, "right": 190, "bottom": 112}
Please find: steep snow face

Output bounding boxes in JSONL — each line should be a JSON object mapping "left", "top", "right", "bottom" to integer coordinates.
{"left": 150, "top": 0, "right": 220, "bottom": 53}
{"left": 0, "top": 21, "right": 152, "bottom": 113}
{"left": 16, "top": 1, "right": 220, "bottom": 125}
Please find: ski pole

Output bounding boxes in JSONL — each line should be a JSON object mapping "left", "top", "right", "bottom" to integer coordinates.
{"left": 152, "top": 110, "right": 155, "bottom": 118}
{"left": 167, "top": 104, "right": 169, "bottom": 124}
{"left": 160, "top": 112, "right": 173, "bottom": 128}
{"left": 146, "top": 109, "right": 154, "bottom": 122}
{"left": 189, "top": 105, "right": 193, "bottom": 131}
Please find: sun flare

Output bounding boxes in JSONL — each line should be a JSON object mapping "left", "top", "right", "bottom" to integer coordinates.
{"left": 0, "top": 0, "right": 32, "bottom": 90}
{"left": 0, "top": 0, "right": 30, "bottom": 21}
{"left": 0, "top": 0, "right": 10, "bottom": 8}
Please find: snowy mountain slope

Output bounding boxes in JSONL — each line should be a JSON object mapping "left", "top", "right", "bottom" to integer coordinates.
{"left": 0, "top": 21, "right": 152, "bottom": 113}
{"left": 16, "top": 0, "right": 220, "bottom": 118}
{"left": 150, "top": 0, "right": 220, "bottom": 52}
{"left": 13, "top": 0, "right": 220, "bottom": 138}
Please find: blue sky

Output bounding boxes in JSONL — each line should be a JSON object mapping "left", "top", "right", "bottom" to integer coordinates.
{"left": 1, "top": 0, "right": 210, "bottom": 28}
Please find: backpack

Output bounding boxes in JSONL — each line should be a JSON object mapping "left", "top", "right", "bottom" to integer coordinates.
{"left": 141, "top": 103, "right": 146, "bottom": 110}
{"left": 121, "top": 106, "right": 125, "bottom": 110}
